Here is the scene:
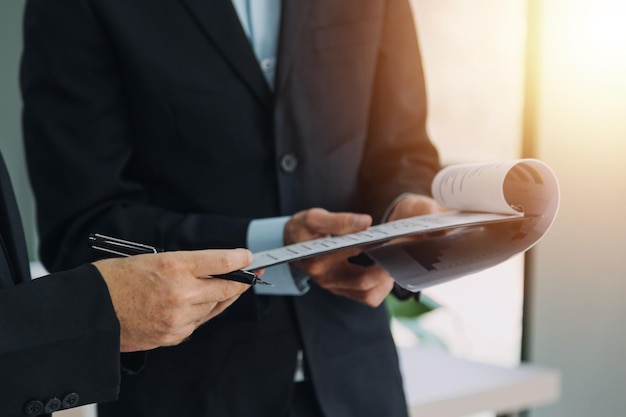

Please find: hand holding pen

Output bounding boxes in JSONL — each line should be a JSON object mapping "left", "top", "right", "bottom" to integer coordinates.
{"left": 88, "top": 233, "right": 271, "bottom": 286}
{"left": 91, "top": 245, "right": 256, "bottom": 351}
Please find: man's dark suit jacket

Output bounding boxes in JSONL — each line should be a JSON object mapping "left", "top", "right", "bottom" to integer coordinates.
{"left": 22, "top": 0, "right": 440, "bottom": 416}
{"left": 0, "top": 153, "right": 120, "bottom": 417}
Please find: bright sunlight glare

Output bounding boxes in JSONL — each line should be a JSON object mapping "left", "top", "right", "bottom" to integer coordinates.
{"left": 566, "top": 1, "right": 626, "bottom": 73}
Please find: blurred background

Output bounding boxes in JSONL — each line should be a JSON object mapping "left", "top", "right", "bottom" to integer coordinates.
{"left": 2, "top": 0, "right": 626, "bottom": 416}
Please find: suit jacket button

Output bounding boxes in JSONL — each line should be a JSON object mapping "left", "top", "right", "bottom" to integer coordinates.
{"left": 280, "top": 154, "right": 298, "bottom": 173}
{"left": 24, "top": 400, "right": 44, "bottom": 416}
{"left": 62, "top": 393, "right": 80, "bottom": 409}
{"left": 44, "top": 397, "right": 62, "bottom": 413}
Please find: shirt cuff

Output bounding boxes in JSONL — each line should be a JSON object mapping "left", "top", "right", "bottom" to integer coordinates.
{"left": 380, "top": 192, "right": 416, "bottom": 223}
{"left": 247, "top": 216, "right": 310, "bottom": 295}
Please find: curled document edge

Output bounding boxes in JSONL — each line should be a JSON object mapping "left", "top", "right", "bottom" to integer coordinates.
{"left": 368, "top": 159, "right": 560, "bottom": 292}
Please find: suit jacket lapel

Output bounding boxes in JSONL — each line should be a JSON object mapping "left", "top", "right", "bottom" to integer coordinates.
{"left": 275, "top": 0, "right": 313, "bottom": 98}
{"left": 0, "top": 153, "right": 31, "bottom": 285}
{"left": 179, "top": 0, "right": 273, "bottom": 111}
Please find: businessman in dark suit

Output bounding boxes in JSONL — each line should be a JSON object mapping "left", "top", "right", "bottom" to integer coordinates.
{"left": 21, "top": 0, "right": 442, "bottom": 416}
{"left": 0, "top": 151, "right": 253, "bottom": 417}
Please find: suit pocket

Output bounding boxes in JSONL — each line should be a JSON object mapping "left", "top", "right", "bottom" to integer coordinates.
{"left": 314, "top": 19, "right": 379, "bottom": 51}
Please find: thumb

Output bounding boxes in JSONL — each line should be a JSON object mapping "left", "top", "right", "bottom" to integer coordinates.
{"left": 320, "top": 212, "right": 372, "bottom": 235}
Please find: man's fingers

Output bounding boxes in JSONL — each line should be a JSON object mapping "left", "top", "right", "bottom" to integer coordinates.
{"left": 286, "top": 208, "right": 373, "bottom": 245}
{"left": 181, "top": 248, "right": 253, "bottom": 277}
{"left": 387, "top": 194, "right": 447, "bottom": 222}
{"left": 308, "top": 210, "right": 371, "bottom": 235}
{"left": 300, "top": 246, "right": 365, "bottom": 276}
{"left": 152, "top": 249, "right": 252, "bottom": 304}
{"left": 313, "top": 265, "right": 394, "bottom": 307}
{"left": 331, "top": 212, "right": 371, "bottom": 234}
{"left": 189, "top": 277, "right": 250, "bottom": 304}
{"left": 96, "top": 249, "right": 254, "bottom": 352}
{"left": 201, "top": 296, "right": 241, "bottom": 322}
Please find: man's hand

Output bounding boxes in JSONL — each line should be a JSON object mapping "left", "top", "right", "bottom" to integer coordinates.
{"left": 93, "top": 248, "right": 252, "bottom": 352}
{"left": 284, "top": 208, "right": 394, "bottom": 307}
{"left": 386, "top": 194, "right": 446, "bottom": 222}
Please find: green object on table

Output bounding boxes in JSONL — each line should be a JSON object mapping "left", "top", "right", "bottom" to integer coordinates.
{"left": 385, "top": 293, "right": 440, "bottom": 319}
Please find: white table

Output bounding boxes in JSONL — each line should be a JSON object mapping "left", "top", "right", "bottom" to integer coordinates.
{"left": 399, "top": 346, "right": 561, "bottom": 417}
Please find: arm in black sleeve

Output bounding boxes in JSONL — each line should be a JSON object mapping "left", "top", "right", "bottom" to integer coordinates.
{"left": 0, "top": 264, "right": 120, "bottom": 416}
{"left": 21, "top": 0, "right": 251, "bottom": 272}
{"left": 359, "top": 0, "right": 441, "bottom": 222}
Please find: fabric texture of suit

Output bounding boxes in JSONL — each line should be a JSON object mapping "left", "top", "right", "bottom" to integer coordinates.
{"left": 0, "top": 153, "right": 120, "bottom": 417}
{"left": 22, "top": 0, "right": 440, "bottom": 416}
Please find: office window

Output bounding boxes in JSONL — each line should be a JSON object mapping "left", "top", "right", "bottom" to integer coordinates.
{"left": 397, "top": 0, "right": 527, "bottom": 367}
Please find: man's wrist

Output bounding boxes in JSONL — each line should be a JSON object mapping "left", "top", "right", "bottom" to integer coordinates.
{"left": 381, "top": 192, "right": 416, "bottom": 223}
{"left": 248, "top": 217, "right": 310, "bottom": 295}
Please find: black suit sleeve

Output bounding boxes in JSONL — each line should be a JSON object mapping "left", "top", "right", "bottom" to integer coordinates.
{"left": 21, "top": 0, "right": 252, "bottom": 273}
{"left": 0, "top": 264, "right": 120, "bottom": 416}
{"left": 359, "top": 0, "right": 440, "bottom": 222}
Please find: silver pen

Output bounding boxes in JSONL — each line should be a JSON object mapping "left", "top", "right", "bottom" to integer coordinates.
{"left": 88, "top": 233, "right": 271, "bottom": 286}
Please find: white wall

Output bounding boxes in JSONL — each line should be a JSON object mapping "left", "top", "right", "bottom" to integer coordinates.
{"left": 527, "top": 0, "right": 626, "bottom": 415}
{"left": 412, "top": 0, "right": 527, "bottom": 165}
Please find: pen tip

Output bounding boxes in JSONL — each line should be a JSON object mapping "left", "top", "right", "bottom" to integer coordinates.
{"left": 255, "top": 278, "right": 273, "bottom": 286}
